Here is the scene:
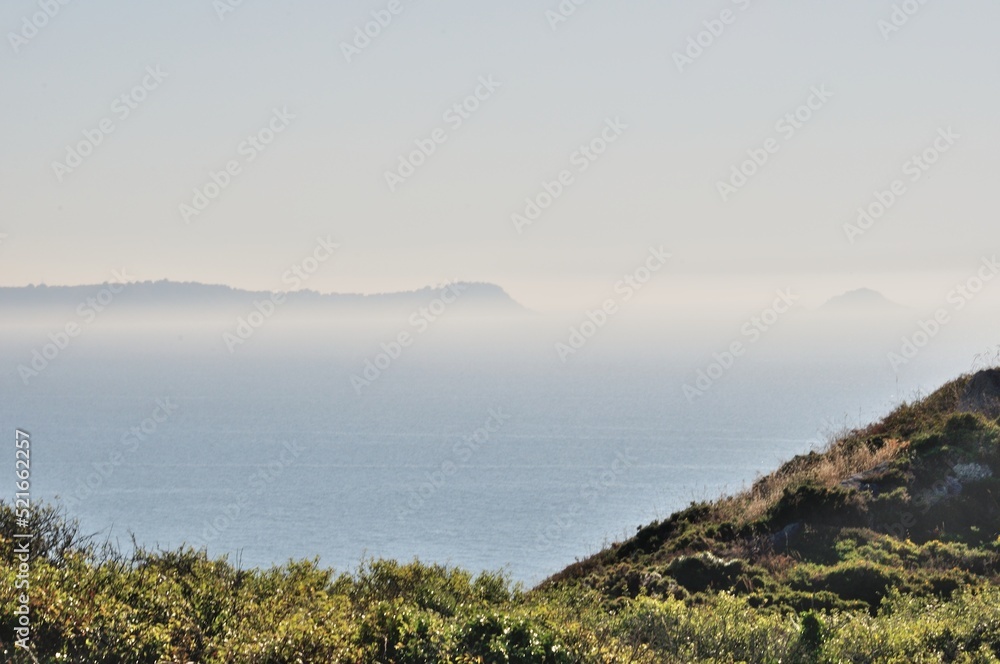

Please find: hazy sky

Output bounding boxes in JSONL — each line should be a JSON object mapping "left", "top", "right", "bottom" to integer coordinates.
{"left": 2, "top": 0, "right": 998, "bottom": 312}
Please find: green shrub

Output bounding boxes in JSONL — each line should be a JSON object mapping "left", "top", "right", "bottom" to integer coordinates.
{"left": 767, "top": 480, "right": 864, "bottom": 528}
{"left": 790, "top": 560, "right": 904, "bottom": 609}
{"left": 665, "top": 552, "right": 748, "bottom": 593}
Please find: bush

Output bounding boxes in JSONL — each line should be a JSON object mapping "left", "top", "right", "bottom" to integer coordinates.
{"left": 665, "top": 552, "right": 748, "bottom": 593}
{"left": 790, "top": 560, "right": 904, "bottom": 609}
{"left": 767, "top": 480, "right": 864, "bottom": 528}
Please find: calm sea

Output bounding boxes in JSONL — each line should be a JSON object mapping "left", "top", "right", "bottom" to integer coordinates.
{"left": 1, "top": 320, "right": 986, "bottom": 584}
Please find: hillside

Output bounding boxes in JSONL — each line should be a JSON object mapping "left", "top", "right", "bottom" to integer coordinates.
{"left": 3, "top": 371, "right": 1000, "bottom": 662}
{"left": 546, "top": 370, "right": 1000, "bottom": 615}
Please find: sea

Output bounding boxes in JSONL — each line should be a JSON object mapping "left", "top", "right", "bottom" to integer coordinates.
{"left": 1, "top": 312, "right": 994, "bottom": 585}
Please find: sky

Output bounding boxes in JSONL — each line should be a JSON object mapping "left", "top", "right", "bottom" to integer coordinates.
{"left": 2, "top": 0, "right": 999, "bottom": 313}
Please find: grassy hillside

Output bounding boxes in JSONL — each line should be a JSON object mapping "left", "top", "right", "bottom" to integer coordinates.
{"left": 4, "top": 371, "right": 1000, "bottom": 663}
{"left": 548, "top": 370, "right": 1000, "bottom": 616}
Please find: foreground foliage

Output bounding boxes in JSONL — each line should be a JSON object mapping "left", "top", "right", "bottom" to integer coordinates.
{"left": 3, "top": 524, "right": 1000, "bottom": 664}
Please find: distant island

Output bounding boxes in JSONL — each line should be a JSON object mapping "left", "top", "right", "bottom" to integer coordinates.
{"left": 818, "top": 287, "right": 907, "bottom": 314}
{"left": 0, "top": 279, "right": 528, "bottom": 316}
{"left": 4, "top": 369, "right": 1000, "bottom": 660}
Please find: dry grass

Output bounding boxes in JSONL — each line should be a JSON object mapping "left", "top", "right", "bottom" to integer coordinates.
{"left": 709, "top": 375, "right": 976, "bottom": 528}
{"left": 718, "top": 437, "right": 910, "bottom": 526}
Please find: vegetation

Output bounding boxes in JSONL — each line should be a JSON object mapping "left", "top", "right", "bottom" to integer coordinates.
{"left": 4, "top": 371, "right": 1000, "bottom": 662}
